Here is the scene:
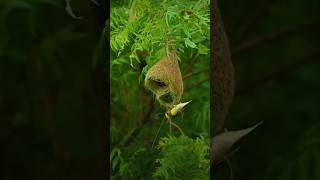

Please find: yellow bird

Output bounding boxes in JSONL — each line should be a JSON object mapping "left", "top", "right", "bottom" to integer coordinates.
{"left": 164, "top": 100, "right": 192, "bottom": 135}
{"left": 151, "top": 100, "right": 192, "bottom": 148}
{"left": 165, "top": 100, "right": 192, "bottom": 120}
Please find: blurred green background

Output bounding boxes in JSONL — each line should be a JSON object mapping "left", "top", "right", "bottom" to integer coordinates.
{"left": 216, "top": 0, "right": 320, "bottom": 179}
{"left": 0, "top": 1, "right": 107, "bottom": 180}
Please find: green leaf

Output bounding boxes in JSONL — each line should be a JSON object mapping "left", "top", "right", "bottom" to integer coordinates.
{"left": 197, "top": 44, "right": 209, "bottom": 55}
{"left": 111, "top": 57, "right": 129, "bottom": 66}
{"left": 185, "top": 38, "right": 197, "bottom": 48}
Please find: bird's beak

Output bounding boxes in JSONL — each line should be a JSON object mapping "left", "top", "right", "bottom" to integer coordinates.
{"left": 170, "top": 100, "right": 192, "bottom": 115}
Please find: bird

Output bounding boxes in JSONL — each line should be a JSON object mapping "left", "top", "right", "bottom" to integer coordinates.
{"left": 211, "top": 121, "right": 263, "bottom": 167}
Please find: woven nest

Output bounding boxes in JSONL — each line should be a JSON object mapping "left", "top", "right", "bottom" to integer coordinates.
{"left": 144, "top": 54, "right": 183, "bottom": 108}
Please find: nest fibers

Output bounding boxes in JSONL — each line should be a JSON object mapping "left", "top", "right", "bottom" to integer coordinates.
{"left": 144, "top": 53, "right": 183, "bottom": 108}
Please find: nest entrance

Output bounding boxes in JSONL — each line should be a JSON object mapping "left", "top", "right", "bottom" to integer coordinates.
{"left": 147, "top": 78, "right": 168, "bottom": 90}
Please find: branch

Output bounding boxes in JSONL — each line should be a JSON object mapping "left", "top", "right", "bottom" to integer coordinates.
{"left": 236, "top": 50, "right": 320, "bottom": 96}
{"left": 183, "top": 54, "right": 199, "bottom": 75}
{"left": 232, "top": 17, "right": 320, "bottom": 56}
{"left": 185, "top": 78, "right": 210, "bottom": 92}
{"left": 183, "top": 68, "right": 209, "bottom": 80}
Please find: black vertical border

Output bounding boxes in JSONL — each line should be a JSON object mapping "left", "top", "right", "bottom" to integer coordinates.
{"left": 104, "top": 0, "right": 110, "bottom": 179}
{"left": 95, "top": 0, "right": 109, "bottom": 179}
{"left": 210, "top": 0, "right": 216, "bottom": 179}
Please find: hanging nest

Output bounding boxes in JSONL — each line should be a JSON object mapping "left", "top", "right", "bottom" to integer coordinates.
{"left": 144, "top": 50, "right": 183, "bottom": 108}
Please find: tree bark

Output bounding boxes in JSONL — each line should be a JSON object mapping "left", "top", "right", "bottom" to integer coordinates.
{"left": 211, "top": 0, "right": 235, "bottom": 136}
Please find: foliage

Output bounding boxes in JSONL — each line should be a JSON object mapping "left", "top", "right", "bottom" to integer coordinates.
{"left": 110, "top": 0, "right": 210, "bottom": 68}
{"left": 153, "top": 136, "right": 210, "bottom": 180}
{"left": 110, "top": 0, "right": 210, "bottom": 179}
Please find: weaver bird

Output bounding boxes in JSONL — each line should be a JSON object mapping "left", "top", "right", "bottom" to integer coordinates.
{"left": 151, "top": 100, "right": 192, "bottom": 148}
{"left": 165, "top": 100, "right": 192, "bottom": 120}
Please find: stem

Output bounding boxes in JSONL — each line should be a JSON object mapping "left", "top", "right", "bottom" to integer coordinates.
{"left": 169, "top": 119, "right": 172, "bottom": 135}
{"left": 170, "top": 121, "right": 185, "bottom": 136}
{"left": 185, "top": 78, "right": 210, "bottom": 92}
{"left": 183, "top": 54, "right": 199, "bottom": 75}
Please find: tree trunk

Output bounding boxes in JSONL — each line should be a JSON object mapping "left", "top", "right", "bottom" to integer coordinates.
{"left": 211, "top": 0, "right": 235, "bottom": 136}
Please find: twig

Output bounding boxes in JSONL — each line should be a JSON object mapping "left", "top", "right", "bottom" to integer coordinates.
{"left": 185, "top": 78, "right": 210, "bottom": 92}
{"left": 183, "top": 68, "right": 209, "bottom": 80}
{"left": 183, "top": 54, "right": 199, "bottom": 75}
{"left": 170, "top": 121, "right": 185, "bottom": 136}
{"left": 233, "top": 17, "right": 320, "bottom": 56}
{"left": 236, "top": 50, "right": 320, "bottom": 96}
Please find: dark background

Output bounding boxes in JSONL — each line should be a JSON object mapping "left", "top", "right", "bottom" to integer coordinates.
{"left": 216, "top": 0, "right": 320, "bottom": 179}
{"left": 0, "top": 0, "right": 107, "bottom": 180}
